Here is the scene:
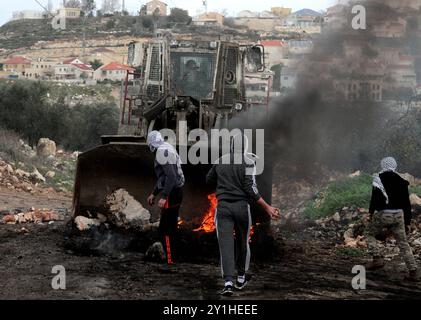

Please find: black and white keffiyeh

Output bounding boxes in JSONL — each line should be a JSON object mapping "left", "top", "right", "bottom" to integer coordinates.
{"left": 372, "top": 157, "right": 397, "bottom": 204}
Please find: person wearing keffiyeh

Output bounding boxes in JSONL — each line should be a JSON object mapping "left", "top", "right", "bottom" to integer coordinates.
{"left": 365, "top": 157, "right": 419, "bottom": 281}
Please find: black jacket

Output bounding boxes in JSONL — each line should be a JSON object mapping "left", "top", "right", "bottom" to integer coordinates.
{"left": 206, "top": 154, "right": 261, "bottom": 203}
{"left": 369, "top": 171, "right": 412, "bottom": 226}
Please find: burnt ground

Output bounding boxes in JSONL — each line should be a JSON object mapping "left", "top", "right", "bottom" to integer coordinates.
{"left": 0, "top": 189, "right": 420, "bottom": 300}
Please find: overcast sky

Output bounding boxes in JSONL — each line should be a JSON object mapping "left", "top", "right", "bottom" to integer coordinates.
{"left": 0, "top": 0, "right": 336, "bottom": 26}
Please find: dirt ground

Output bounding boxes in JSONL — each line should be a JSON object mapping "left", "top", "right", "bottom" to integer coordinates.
{"left": 0, "top": 188, "right": 420, "bottom": 300}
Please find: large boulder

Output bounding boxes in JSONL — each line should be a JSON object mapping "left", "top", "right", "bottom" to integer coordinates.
{"left": 105, "top": 189, "right": 151, "bottom": 230}
{"left": 37, "top": 138, "right": 57, "bottom": 157}
{"left": 399, "top": 173, "right": 421, "bottom": 186}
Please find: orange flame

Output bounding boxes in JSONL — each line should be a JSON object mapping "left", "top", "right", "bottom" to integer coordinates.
{"left": 193, "top": 193, "right": 218, "bottom": 232}
{"left": 194, "top": 194, "right": 256, "bottom": 242}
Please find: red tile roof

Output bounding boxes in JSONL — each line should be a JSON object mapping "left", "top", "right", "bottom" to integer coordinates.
{"left": 63, "top": 58, "right": 78, "bottom": 64}
{"left": 101, "top": 62, "right": 135, "bottom": 71}
{"left": 260, "top": 40, "right": 285, "bottom": 47}
{"left": 400, "top": 55, "right": 415, "bottom": 61}
{"left": 3, "top": 56, "right": 31, "bottom": 65}
{"left": 72, "top": 63, "right": 93, "bottom": 71}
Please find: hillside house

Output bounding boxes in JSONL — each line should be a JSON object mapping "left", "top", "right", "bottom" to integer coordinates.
{"left": 2, "top": 56, "right": 32, "bottom": 74}
{"left": 146, "top": 0, "right": 168, "bottom": 16}
{"left": 25, "top": 58, "right": 57, "bottom": 80}
{"left": 94, "top": 62, "right": 135, "bottom": 81}
{"left": 193, "top": 12, "right": 225, "bottom": 27}
{"left": 55, "top": 58, "right": 93, "bottom": 81}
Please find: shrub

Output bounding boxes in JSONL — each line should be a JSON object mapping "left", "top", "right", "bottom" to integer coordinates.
{"left": 304, "top": 173, "right": 373, "bottom": 220}
{"left": 0, "top": 128, "right": 24, "bottom": 162}
{"left": 0, "top": 81, "right": 119, "bottom": 152}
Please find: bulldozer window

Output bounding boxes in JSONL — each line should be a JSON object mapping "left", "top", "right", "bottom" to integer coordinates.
{"left": 171, "top": 52, "right": 216, "bottom": 100}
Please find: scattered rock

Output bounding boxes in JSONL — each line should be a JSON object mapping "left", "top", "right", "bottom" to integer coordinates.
{"left": 399, "top": 173, "right": 417, "bottom": 186}
{"left": 30, "top": 169, "right": 46, "bottom": 183}
{"left": 71, "top": 151, "right": 81, "bottom": 159}
{"left": 11, "top": 176, "right": 20, "bottom": 184}
{"left": 105, "top": 189, "right": 151, "bottom": 230}
{"left": 413, "top": 238, "right": 421, "bottom": 246}
{"left": 2, "top": 215, "right": 16, "bottom": 224}
{"left": 5, "top": 164, "right": 14, "bottom": 174}
{"left": 410, "top": 194, "right": 421, "bottom": 206}
{"left": 145, "top": 242, "right": 166, "bottom": 262}
{"left": 37, "top": 138, "right": 57, "bottom": 157}
{"left": 74, "top": 216, "right": 101, "bottom": 231}
{"left": 349, "top": 171, "right": 361, "bottom": 178}
{"left": 2, "top": 209, "right": 63, "bottom": 224}
{"left": 19, "top": 227, "right": 29, "bottom": 235}
{"left": 15, "top": 169, "right": 30, "bottom": 178}
{"left": 46, "top": 171, "right": 56, "bottom": 178}
{"left": 332, "top": 212, "right": 341, "bottom": 222}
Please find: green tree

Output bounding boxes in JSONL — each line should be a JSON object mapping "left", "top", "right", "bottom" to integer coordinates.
{"left": 168, "top": 7, "right": 192, "bottom": 24}
{"left": 106, "top": 19, "right": 116, "bottom": 29}
{"left": 141, "top": 16, "right": 153, "bottom": 29}
{"left": 81, "top": 0, "right": 96, "bottom": 16}
{"left": 65, "top": 0, "right": 81, "bottom": 8}
{"left": 90, "top": 59, "right": 103, "bottom": 70}
{"left": 139, "top": 5, "right": 147, "bottom": 16}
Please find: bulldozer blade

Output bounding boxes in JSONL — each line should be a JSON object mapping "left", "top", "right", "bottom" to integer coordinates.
{"left": 73, "top": 142, "right": 273, "bottom": 226}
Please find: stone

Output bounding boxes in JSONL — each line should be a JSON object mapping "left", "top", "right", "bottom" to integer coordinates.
{"left": 19, "top": 227, "right": 29, "bottom": 235}
{"left": 145, "top": 242, "right": 166, "bottom": 262}
{"left": 46, "top": 171, "right": 56, "bottom": 178}
{"left": 410, "top": 194, "right": 421, "bottom": 206}
{"left": 30, "top": 169, "right": 46, "bottom": 183}
{"left": 5, "top": 164, "right": 14, "bottom": 174}
{"left": 349, "top": 171, "right": 361, "bottom": 178}
{"left": 15, "top": 169, "right": 30, "bottom": 178}
{"left": 97, "top": 213, "right": 108, "bottom": 223}
{"left": 11, "top": 176, "right": 20, "bottom": 184}
{"left": 41, "top": 211, "right": 62, "bottom": 222}
{"left": 74, "top": 216, "right": 101, "bottom": 231}
{"left": 71, "top": 151, "right": 81, "bottom": 159}
{"left": 413, "top": 238, "right": 421, "bottom": 246}
{"left": 105, "top": 189, "right": 151, "bottom": 230}
{"left": 2, "top": 215, "right": 16, "bottom": 224}
{"left": 36, "top": 138, "right": 57, "bottom": 157}
{"left": 399, "top": 173, "right": 416, "bottom": 186}
{"left": 332, "top": 212, "right": 341, "bottom": 222}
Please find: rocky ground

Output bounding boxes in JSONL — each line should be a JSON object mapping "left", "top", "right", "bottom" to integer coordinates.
{"left": 0, "top": 145, "right": 420, "bottom": 300}
{"left": 1, "top": 210, "right": 421, "bottom": 300}
{"left": 0, "top": 187, "right": 421, "bottom": 300}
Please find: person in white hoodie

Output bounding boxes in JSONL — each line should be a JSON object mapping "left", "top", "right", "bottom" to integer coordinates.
{"left": 146, "top": 131, "right": 185, "bottom": 264}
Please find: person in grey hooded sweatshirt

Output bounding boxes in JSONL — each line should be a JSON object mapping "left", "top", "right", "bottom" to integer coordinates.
{"left": 206, "top": 134, "right": 280, "bottom": 296}
{"left": 147, "top": 131, "right": 185, "bottom": 264}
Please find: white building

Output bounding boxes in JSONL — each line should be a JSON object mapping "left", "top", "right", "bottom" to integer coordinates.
{"left": 12, "top": 10, "right": 44, "bottom": 21}
{"left": 55, "top": 58, "right": 93, "bottom": 81}
{"left": 94, "top": 62, "right": 135, "bottom": 81}
{"left": 280, "top": 67, "right": 297, "bottom": 89}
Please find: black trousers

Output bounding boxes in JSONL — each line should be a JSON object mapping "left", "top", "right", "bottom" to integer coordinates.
{"left": 215, "top": 199, "right": 252, "bottom": 281}
{"left": 158, "top": 188, "right": 183, "bottom": 260}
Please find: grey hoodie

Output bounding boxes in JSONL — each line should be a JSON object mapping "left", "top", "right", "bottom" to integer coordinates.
{"left": 206, "top": 135, "right": 261, "bottom": 203}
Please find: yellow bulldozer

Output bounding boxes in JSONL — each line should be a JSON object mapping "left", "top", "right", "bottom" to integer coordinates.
{"left": 72, "top": 38, "right": 274, "bottom": 229}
